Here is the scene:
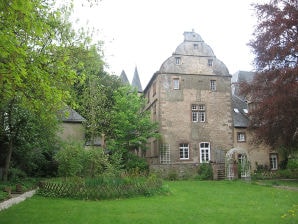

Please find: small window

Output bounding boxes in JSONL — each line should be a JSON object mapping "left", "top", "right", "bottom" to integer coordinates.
{"left": 179, "top": 143, "right": 189, "bottom": 160}
{"left": 237, "top": 132, "right": 246, "bottom": 142}
{"left": 233, "top": 108, "right": 240, "bottom": 113}
{"left": 270, "top": 154, "right": 278, "bottom": 170}
{"left": 175, "top": 57, "right": 181, "bottom": 65}
{"left": 173, "top": 78, "right": 180, "bottom": 90}
{"left": 194, "top": 44, "right": 198, "bottom": 49}
{"left": 152, "top": 103, "right": 157, "bottom": 121}
{"left": 200, "top": 142, "right": 210, "bottom": 163}
{"left": 210, "top": 80, "right": 216, "bottom": 91}
{"left": 208, "top": 59, "right": 213, "bottom": 67}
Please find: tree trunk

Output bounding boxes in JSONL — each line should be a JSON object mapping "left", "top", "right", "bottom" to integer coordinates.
{"left": 2, "top": 139, "right": 13, "bottom": 181}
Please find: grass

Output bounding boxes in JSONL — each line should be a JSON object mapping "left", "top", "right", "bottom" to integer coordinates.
{"left": 0, "top": 180, "right": 297, "bottom": 224}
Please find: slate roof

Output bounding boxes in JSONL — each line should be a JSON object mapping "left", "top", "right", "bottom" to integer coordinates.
{"left": 60, "top": 106, "right": 86, "bottom": 123}
{"left": 159, "top": 30, "right": 230, "bottom": 76}
{"left": 120, "top": 70, "right": 129, "bottom": 84}
{"left": 232, "top": 94, "right": 249, "bottom": 128}
{"left": 131, "top": 67, "right": 143, "bottom": 92}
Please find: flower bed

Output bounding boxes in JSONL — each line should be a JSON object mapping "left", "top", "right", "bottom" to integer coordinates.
{"left": 38, "top": 176, "right": 163, "bottom": 200}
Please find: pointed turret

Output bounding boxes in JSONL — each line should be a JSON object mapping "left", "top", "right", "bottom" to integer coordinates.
{"left": 131, "top": 67, "right": 143, "bottom": 92}
{"left": 120, "top": 70, "right": 129, "bottom": 84}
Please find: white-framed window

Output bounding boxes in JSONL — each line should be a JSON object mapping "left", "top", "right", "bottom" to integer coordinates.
{"left": 208, "top": 59, "right": 213, "bottom": 67}
{"left": 200, "top": 142, "right": 210, "bottom": 163}
{"left": 175, "top": 57, "right": 181, "bottom": 65}
{"left": 237, "top": 132, "right": 246, "bottom": 142}
{"left": 199, "top": 104, "right": 206, "bottom": 122}
{"left": 192, "top": 104, "right": 206, "bottom": 123}
{"left": 179, "top": 143, "right": 189, "bottom": 160}
{"left": 270, "top": 154, "right": 278, "bottom": 170}
{"left": 173, "top": 78, "right": 180, "bottom": 90}
{"left": 191, "top": 104, "right": 199, "bottom": 122}
{"left": 210, "top": 80, "right": 216, "bottom": 91}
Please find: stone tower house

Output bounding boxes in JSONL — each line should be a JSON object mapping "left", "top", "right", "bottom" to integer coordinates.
{"left": 143, "top": 31, "right": 233, "bottom": 176}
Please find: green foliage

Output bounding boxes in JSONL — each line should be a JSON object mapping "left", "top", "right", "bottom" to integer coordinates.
{"left": 0, "top": 0, "right": 95, "bottom": 180}
{"left": 54, "top": 141, "right": 116, "bottom": 178}
{"left": 38, "top": 175, "right": 163, "bottom": 200}
{"left": 106, "top": 86, "right": 159, "bottom": 171}
{"left": 55, "top": 142, "right": 86, "bottom": 177}
{"left": 287, "top": 158, "right": 298, "bottom": 170}
{"left": 83, "top": 148, "right": 110, "bottom": 178}
{"left": 124, "top": 153, "right": 149, "bottom": 173}
{"left": 197, "top": 163, "right": 213, "bottom": 180}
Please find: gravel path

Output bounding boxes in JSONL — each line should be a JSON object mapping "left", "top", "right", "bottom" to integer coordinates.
{"left": 0, "top": 190, "right": 36, "bottom": 212}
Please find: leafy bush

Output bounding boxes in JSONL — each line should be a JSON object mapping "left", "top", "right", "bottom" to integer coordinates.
{"left": 55, "top": 141, "right": 113, "bottom": 178}
{"left": 287, "top": 158, "right": 298, "bottom": 170}
{"left": 55, "top": 142, "right": 85, "bottom": 177}
{"left": 197, "top": 163, "right": 213, "bottom": 180}
{"left": 124, "top": 153, "right": 149, "bottom": 174}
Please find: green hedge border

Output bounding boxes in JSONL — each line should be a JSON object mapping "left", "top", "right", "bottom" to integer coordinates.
{"left": 37, "top": 177, "right": 163, "bottom": 200}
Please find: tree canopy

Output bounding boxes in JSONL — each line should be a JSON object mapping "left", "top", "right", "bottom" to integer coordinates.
{"left": 0, "top": 0, "right": 91, "bottom": 180}
{"left": 242, "top": 0, "right": 298, "bottom": 151}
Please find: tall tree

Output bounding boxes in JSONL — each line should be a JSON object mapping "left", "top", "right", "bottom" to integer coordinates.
{"left": 242, "top": 0, "right": 298, "bottom": 152}
{"left": 0, "top": 0, "right": 86, "bottom": 180}
{"left": 107, "top": 86, "right": 159, "bottom": 169}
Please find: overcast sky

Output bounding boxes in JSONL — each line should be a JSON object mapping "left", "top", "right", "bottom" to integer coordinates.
{"left": 72, "top": 0, "right": 261, "bottom": 88}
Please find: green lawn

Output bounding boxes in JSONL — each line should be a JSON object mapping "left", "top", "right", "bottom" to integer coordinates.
{"left": 0, "top": 181, "right": 297, "bottom": 224}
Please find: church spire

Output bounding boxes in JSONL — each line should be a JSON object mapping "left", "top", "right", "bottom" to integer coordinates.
{"left": 120, "top": 70, "right": 129, "bottom": 84}
{"left": 131, "top": 67, "right": 142, "bottom": 92}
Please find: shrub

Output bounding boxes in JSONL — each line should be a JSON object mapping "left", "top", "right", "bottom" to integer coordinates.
{"left": 55, "top": 142, "right": 85, "bottom": 177}
{"left": 55, "top": 141, "right": 114, "bottom": 178}
{"left": 287, "top": 158, "right": 298, "bottom": 170}
{"left": 197, "top": 163, "right": 213, "bottom": 180}
{"left": 124, "top": 153, "right": 149, "bottom": 174}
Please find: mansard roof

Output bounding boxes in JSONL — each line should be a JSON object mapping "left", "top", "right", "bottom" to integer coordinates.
{"left": 131, "top": 67, "right": 143, "bottom": 92}
{"left": 159, "top": 30, "right": 229, "bottom": 76}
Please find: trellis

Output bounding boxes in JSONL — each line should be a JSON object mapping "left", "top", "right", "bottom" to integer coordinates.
{"left": 38, "top": 178, "right": 162, "bottom": 200}
{"left": 226, "top": 148, "right": 251, "bottom": 180}
{"left": 160, "top": 144, "right": 170, "bottom": 164}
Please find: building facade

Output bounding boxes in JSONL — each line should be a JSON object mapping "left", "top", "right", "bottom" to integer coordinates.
{"left": 143, "top": 31, "right": 233, "bottom": 177}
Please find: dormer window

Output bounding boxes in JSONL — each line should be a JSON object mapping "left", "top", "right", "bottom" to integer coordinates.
{"left": 175, "top": 57, "right": 181, "bottom": 65}
{"left": 233, "top": 108, "right": 239, "bottom": 113}
{"left": 208, "top": 59, "right": 213, "bottom": 67}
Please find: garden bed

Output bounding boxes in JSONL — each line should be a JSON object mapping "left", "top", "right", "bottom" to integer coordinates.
{"left": 38, "top": 176, "right": 163, "bottom": 200}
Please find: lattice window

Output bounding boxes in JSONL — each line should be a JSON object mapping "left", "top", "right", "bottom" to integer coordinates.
{"left": 160, "top": 144, "right": 170, "bottom": 164}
